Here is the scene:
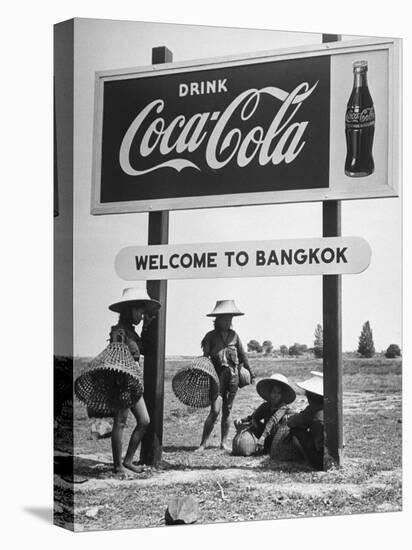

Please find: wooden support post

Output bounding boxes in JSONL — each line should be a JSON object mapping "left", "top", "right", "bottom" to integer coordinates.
{"left": 322, "top": 33, "right": 343, "bottom": 469}
{"left": 322, "top": 202, "right": 343, "bottom": 467}
{"left": 140, "top": 46, "right": 172, "bottom": 466}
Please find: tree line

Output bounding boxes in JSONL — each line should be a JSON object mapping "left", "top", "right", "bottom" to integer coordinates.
{"left": 247, "top": 321, "right": 401, "bottom": 359}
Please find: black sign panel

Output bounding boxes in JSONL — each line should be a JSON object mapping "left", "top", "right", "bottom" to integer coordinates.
{"left": 99, "top": 55, "right": 330, "bottom": 205}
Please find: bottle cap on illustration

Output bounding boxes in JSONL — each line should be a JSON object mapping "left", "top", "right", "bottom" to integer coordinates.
{"left": 353, "top": 60, "right": 368, "bottom": 72}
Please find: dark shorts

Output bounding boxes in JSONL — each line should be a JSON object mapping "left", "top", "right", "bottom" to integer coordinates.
{"left": 215, "top": 366, "right": 239, "bottom": 413}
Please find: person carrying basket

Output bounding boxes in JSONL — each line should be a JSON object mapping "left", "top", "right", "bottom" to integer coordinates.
{"left": 75, "top": 286, "right": 160, "bottom": 475}
{"left": 197, "top": 300, "right": 255, "bottom": 452}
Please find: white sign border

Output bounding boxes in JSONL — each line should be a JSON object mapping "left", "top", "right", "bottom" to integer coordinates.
{"left": 91, "top": 38, "right": 401, "bottom": 215}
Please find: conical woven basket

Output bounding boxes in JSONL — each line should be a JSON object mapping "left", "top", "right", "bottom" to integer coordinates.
{"left": 270, "top": 419, "right": 300, "bottom": 461}
{"left": 75, "top": 343, "right": 144, "bottom": 418}
{"left": 172, "top": 356, "right": 220, "bottom": 408}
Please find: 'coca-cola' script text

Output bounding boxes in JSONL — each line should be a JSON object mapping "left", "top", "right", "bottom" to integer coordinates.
{"left": 119, "top": 82, "right": 318, "bottom": 177}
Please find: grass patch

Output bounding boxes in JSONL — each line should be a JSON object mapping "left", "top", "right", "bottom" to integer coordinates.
{"left": 53, "top": 356, "right": 402, "bottom": 530}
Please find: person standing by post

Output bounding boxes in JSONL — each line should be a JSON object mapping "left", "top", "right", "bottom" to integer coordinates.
{"left": 75, "top": 286, "right": 160, "bottom": 475}
{"left": 197, "top": 300, "right": 255, "bottom": 452}
{"left": 107, "top": 287, "right": 160, "bottom": 474}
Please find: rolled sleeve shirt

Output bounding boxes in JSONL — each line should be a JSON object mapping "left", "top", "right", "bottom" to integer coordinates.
{"left": 201, "top": 329, "right": 254, "bottom": 378}
{"left": 251, "top": 402, "right": 290, "bottom": 440}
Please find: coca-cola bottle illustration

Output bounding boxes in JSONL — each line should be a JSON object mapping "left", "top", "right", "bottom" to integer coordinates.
{"left": 345, "top": 60, "right": 375, "bottom": 177}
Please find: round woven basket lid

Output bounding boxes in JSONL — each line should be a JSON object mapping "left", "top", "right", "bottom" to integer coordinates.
{"left": 89, "top": 341, "right": 140, "bottom": 373}
{"left": 172, "top": 356, "right": 220, "bottom": 408}
{"left": 232, "top": 428, "right": 257, "bottom": 456}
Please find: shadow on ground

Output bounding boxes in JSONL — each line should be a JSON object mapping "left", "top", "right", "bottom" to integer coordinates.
{"left": 23, "top": 507, "right": 53, "bottom": 524}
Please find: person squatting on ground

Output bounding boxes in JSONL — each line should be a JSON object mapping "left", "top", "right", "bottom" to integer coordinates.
{"left": 288, "top": 371, "right": 324, "bottom": 470}
{"left": 197, "top": 300, "right": 255, "bottom": 452}
{"left": 234, "top": 373, "right": 296, "bottom": 455}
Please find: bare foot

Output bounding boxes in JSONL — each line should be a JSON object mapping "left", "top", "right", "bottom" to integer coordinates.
{"left": 220, "top": 441, "right": 231, "bottom": 452}
{"left": 113, "top": 465, "right": 127, "bottom": 476}
{"left": 123, "top": 461, "right": 145, "bottom": 474}
{"left": 194, "top": 445, "right": 206, "bottom": 453}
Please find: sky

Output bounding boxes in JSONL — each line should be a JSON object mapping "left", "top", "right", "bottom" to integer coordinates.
{"left": 54, "top": 19, "right": 401, "bottom": 358}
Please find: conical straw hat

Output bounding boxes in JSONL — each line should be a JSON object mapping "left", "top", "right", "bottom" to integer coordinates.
{"left": 256, "top": 373, "right": 296, "bottom": 404}
{"left": 109, "top": 286, "right": 161, "bottom": 314}
{"left": 206, "top": 300, "right": 244, "bottom": 317}
{"left": 296, "top": 371, "right": 324, "bottom": 397}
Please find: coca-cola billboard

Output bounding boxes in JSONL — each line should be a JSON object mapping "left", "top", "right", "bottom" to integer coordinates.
{"left": 91, "top": 39, "right": 400, "bottom": 214}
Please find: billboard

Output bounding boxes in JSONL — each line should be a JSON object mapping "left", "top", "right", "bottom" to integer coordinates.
{"left": 91, "top": 38, "right": 401, "bottom": 214}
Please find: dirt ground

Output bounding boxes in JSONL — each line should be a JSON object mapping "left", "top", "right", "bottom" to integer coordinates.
{"left": 54, "top": 357, "right": 402, "bottom": 531}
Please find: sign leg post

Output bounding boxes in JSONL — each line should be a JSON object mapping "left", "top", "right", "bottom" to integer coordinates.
{"left": 322, "top": 201, "right": 343, "bottom": 468}
{"left": 322, "top": 34, "right": 343, "bottom": 470}
{"left": 140, "top": 46, "right": 172, "bottom": 467}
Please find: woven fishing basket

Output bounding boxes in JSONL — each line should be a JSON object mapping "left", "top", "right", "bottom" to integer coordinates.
{"left": 238, "top": 366, "right": 251, "bottom": 388}
{"left": 270, "top": 419, "right": 300, "bottom": 461}
{"left": 172, "top": 356, "right": 220, "bottom": 408}
{"left": 232, "top": 428, "right": 258, "bottom": 456}
{"left": 74, "top": 342, "right": 144, "bottom": 418}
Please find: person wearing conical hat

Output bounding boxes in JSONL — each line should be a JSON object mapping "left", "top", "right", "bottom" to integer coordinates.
{"left": 287, "top": 371, "right": 324, "bottom": 470}
{"left": 233, "top": 373, "right": 296, "bottom": 456}
{"left": 75, "top": 285, "right": 160, "bottom": 475}
{"left": 197, "top": 300, "right": 255, "bottom": 452}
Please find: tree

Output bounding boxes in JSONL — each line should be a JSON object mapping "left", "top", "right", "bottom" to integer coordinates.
{"left": 385, "top": 344, "right": 401, "bottom": 358}
{"left": 279, "top": 345, "right": 289, "bottom": 357}
{"left": 262, "top": 340, "right": 274, "bottom": 356}
{"left": 313, "top": 323, "right": 323, "bottom": 358}
{"left": 357, "top": 321, "right": 375, "bottom": 358}
{"left": 288, "top": 343, "right": 306, "bottom": 356}
{"left": 247, "top": 339, "right": 263, "bottom": 353}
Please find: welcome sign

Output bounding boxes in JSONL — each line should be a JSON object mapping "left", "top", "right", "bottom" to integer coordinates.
{"left": 91, "top": 38, "right": 400, "bottom": 214}
{"left": 115, "top": 237, "right": 371, "bottom": 280}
